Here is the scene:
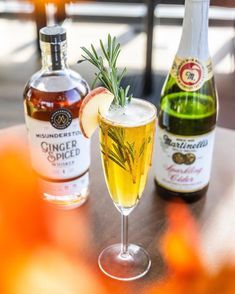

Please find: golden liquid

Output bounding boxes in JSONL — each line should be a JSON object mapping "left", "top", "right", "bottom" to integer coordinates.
{"left": 99, "top": 106, "right": 156, "bottom": 208}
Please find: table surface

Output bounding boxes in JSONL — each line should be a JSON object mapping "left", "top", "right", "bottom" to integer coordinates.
{"left": 1, "top": 125, "right": 235, "bottom": 292}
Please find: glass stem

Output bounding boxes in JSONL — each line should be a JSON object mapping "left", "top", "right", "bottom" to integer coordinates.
{"left": 121, "top": 214, "right": 129, "bottom": 256}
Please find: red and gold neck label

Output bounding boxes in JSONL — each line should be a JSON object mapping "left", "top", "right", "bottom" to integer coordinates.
{"left": 171, "top": 56, "right": 213, "bottom": 91}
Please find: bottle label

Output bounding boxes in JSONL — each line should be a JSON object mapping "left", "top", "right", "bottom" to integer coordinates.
{"left": 171, "top": 56, "right": 213, "bottom": 91}
{"left": 155, "top": 127, "right": 215, "bottom": 193}
{"left": 25, "top": 115, "right": 90, "bottom": 180}
{"left": 38, "top": 172, "right": 89, "bottom": 197}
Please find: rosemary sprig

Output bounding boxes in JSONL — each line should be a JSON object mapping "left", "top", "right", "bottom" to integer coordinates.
{"left": 78, "top": 34, "right": 133, "bottom": 107}
{"left": 100, "top": 124, "right": 152, "bottom": 183}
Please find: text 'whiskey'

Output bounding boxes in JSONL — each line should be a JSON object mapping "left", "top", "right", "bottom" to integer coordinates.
{"left": 24, "top": 25, "right": 90, "bottom": 209}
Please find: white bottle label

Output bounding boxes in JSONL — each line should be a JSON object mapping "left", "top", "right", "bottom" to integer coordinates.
{"left": 25, "top": 114, "right": 90, "bottom": 180}
{"left": 38, "top": 173, "right": 89, "bottom": 197}
{"left": 155, "top": 126, "right": 215, "bottom": 193}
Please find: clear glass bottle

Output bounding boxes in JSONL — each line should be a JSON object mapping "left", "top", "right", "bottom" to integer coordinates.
{"left": 155, "top": 0, "right": 218, "bottom": 202}
{"left": 24, "top": 25, "right": 90, "bottom": 209}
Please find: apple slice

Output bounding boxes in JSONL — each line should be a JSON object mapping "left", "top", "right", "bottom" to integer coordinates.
{"left": 79, "top": 87, "right": 114, "bottom": 138}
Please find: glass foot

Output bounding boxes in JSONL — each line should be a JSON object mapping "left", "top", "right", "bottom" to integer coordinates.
{"left": 98, "top": 243, "right": 151, "bottom": 281}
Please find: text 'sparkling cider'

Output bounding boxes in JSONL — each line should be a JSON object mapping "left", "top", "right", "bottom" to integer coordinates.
{"left": 155, "top": 0, "right": 218, "bottom": 202}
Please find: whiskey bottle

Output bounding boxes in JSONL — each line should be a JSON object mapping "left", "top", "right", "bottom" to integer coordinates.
{"left": 24, "top": 25, "right": 90, "bottom": 209}
{"left": 155, "top": 0, "right": 218, "bottom": 202}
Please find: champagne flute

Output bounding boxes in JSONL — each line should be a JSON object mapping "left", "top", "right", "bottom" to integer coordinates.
{"left": 98, "top": 98, "right": 157, "bottom": 281}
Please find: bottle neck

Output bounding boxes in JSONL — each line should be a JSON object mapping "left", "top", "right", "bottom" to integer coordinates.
{"left": 177, "top": 0, "right": 210, "bottom": 60}
{"left": 41, "top": 41, "right": 68, "bottom": 71}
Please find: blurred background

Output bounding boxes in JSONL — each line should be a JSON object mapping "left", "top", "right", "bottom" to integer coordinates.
{"left": 0, "top": 2, "right": 234, "bottom": 293}
{"left": 0, "top": 0, "right": 234, "bottom": 129}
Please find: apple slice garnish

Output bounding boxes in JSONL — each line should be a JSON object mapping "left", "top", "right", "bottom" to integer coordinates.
{"left": 79, "top": 87, "right": 114, "bottom": 138}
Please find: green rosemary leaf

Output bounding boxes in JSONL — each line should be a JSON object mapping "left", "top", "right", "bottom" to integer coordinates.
{"left": 108, "top": 34, "right": 112, "bottom": 59}
{"left": 110, "top": 128, "right": 123, "bottom": 144}
{"left": 80, "top": 35, "right": 133, "bottom": 106}
{"left": 81, "top": 55, "right": 97, "bottom": 67}
{"left": 139, "top": 141, "right": 146, "bottom": 158}
{"left": 91, "top": 44, "right": 99, "bottom": 60}
{"left": 81, "top": 47, "right": 98, "bottom": 66}
{"left": 112, "top": 143, "right": 125, "bottom": 163}
{"left": 124, "top": 148, "right": 133, "bottom": 174}
{"left": 99, "top": 56, "right": 104, "bottom": 69}
{"left": 109, "top": 150, "right": 125, "bottom": 164}
{"left": 126, "top": 141, "right": 134, "bottom": 151}
{"left": 111, "top": 36, "right": 117, "bottom": 61}
{"left": 120, "top": 128, "right": 124, "bottom": 139}
{"left": 118, "top": 68, "right": 126, "bottom": 84}
{"left": 98, "top": 76, "right": 110, "bottom": 90}
{"left": 119, "top": 87, "right": 125, "bottom": 107}
{"left": 112, "top": 46, "right": 121, "bottom": 67}
{"left": 77, "top": 59, "right": 85, "bottom": 64}
{"left": 108, "top": 129, "right": 125, "bottom": 149}
{"left": 108, "top": 155, "right": 127, "bottom": 170}
{"left": 107, "top": 131, "right": 121, "bottom": 146}
{"left": 111, "top": 71, "right": 119, "bottom": 102}
{"left": 101, "top": 143, "right": 124, "bottom": 164}
{"left": 127, "top": 94, "right": 133, "bottom": 103}
{"left": 99, "top": 69, "right": 110, "bottom": 86}
{"left": 100, "top": 39, "right": 109, "bottom": 61}
{"left": 126, "top": 142, "right": 135, "bottom": 162}
{"left": 118, "top": 144, "right": 126, "bottom": 162}
{"left": 125, "top": 85, "right": 130, "bottom": 98}
{"left": 92, "top": 73, "right": 100, "bottom": 89}
{"left": 101, "top": 151, "right": 127, "bottom": 171}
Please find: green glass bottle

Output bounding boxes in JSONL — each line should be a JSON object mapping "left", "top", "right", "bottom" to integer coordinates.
{"left": 155, "top": 0, "right": 218, "bottom": 202}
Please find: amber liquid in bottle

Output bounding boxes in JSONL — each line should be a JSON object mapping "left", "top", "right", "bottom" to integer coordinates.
{"left": 24, "top": 87, "right": 85, "bottom": 122}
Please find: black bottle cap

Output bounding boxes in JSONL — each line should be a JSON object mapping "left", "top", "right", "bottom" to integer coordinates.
{"left": 39, "top": 25, "right": 66, "bottom": 44}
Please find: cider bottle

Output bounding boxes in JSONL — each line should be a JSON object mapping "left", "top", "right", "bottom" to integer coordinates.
{"left": 155, "top": 0, "right": 218, "bottom": 202}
